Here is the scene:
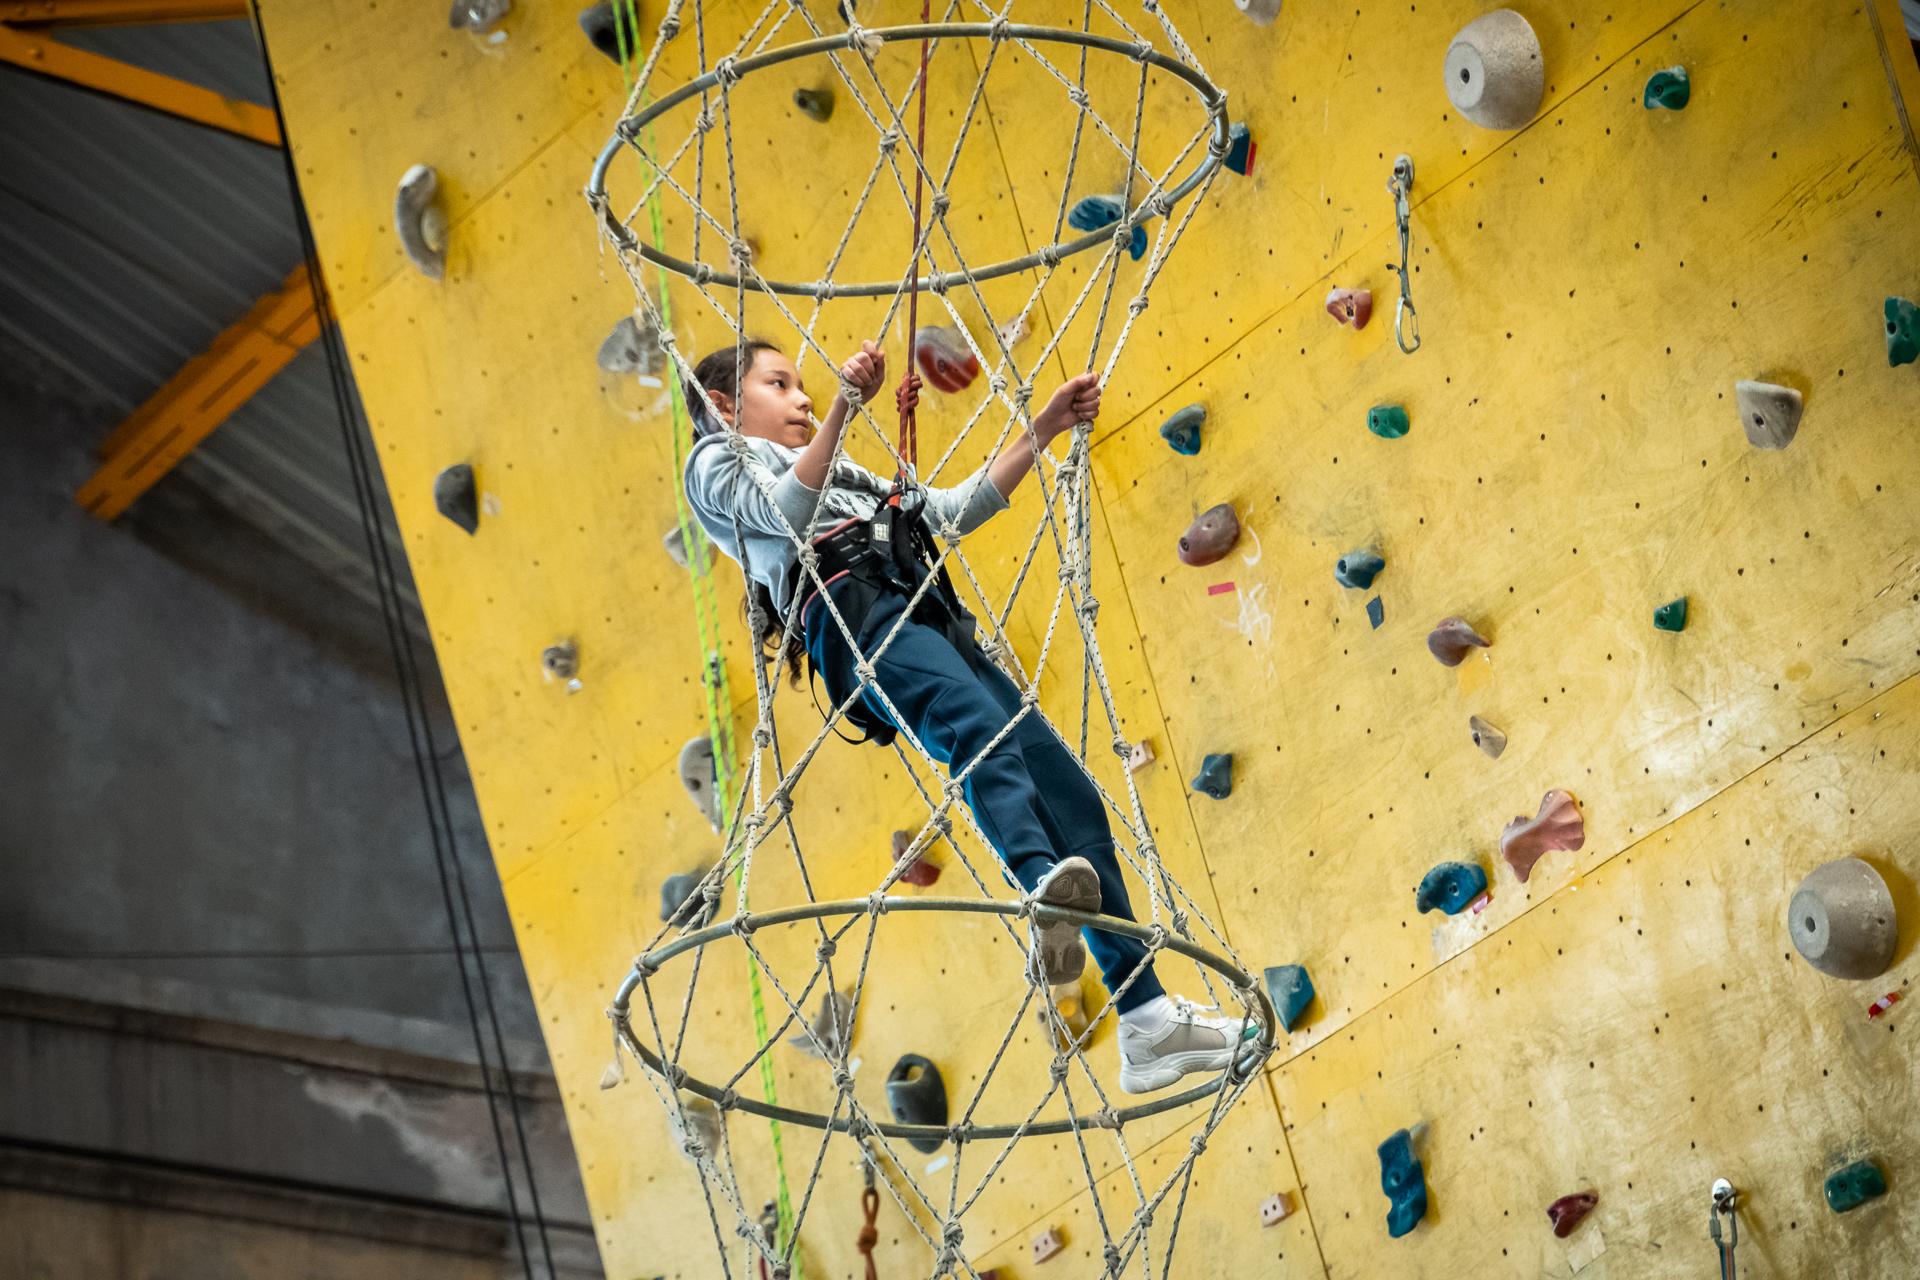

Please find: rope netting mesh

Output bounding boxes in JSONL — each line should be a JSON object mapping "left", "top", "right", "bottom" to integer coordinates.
{"left": 586, "top": 2, "right": 1276, "bottom": 1276}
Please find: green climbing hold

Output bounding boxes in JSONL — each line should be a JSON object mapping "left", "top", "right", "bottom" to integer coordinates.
{"left": 1824, "top": 1159, "right": 1887, "bottom": 1213}
{"left": 1261, "top": 963, "right": 1315, "bottom": 1031}
{"left": 1886, "top": 296, "right": 1920, "bottom": 367}
{"left": 1654, "top": 597, "right": 1688, "bottom": 633}
{"left": 1367, "top": 404, "right": 1410, "bottom": 439}
{"left": 1644, "top": 66, "right": 1690, "bottom": 110}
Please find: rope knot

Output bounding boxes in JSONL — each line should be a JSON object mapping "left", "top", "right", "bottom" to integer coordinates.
{"left": 633, "top": 954, "right": 660, "bottom": 979}
{"left": 1049, "top": 1055, "right": 1069, "bottom": 1084}
{"left": 1145, "top": 924, "right": 1170, "bottom": 953}
{"left": 1012, "top": 382, "right": 1034, "bottom": 408}
{"left": 1112, "top": 735, "right": 1131, "bottom": 758}
{"left": 1104, "top": 1244, "right": 1123, "bottom": 1274}
{"left": 932, "top": 813, "right": 952, "bottom": 836}
{"left": 730, "top": 912, "right": 757, "bottom": 938}
{"left": 988, "top": 14, "right": 1012, "bottom": 41}
{"left": 658, "top": 14, "right": 680, "bottom": 41}
{"left": 1132, "top": 40, "right": 1155, "bottom": 63}
{"left": 948, "top": 1121, "right": 974, "bottom": 1145}
{"left": 1189, "top": 1133, "right": 1209, "bottom": 1157}
{"left": 691, "top": 262, "right": 714, "bottom": 285}
{"left": 816, "top": 938, "right": 838, "bottom": 961}
{"left": 866, "top": 891, "right": 888, "bottom": 917}
{"left": 713, "top": 55, "right": 742, "bottom": 87}
{"left": 845, "top": 22, "right": 882, "bottom": 58}
{"left": 1094, "top": 1106, "right": 1121, "bottom": 1130}
{"left": 1148, "top": 191, "right": 1175, "bottom": 217}
{"left": 831, "top": 1067, "right": 855, "bottom": 1094}
{"left": 928, "top": 273, "right": 950, "bottom": 295}
{"left": 729, "top": 238, "right": 755, "bottom": 269}
{"left": 812, "top": 279, "right": 836, "bottom": 301}
{"left": 944, "top": 779, "right": 966, "bottom": 805}
{"left": 876, "top": 127, "right": 899, "bottom": 154}
{"left": 854, "top": 660, "right": 877, "bottom": 684}
{"left": 929, "top": 193, "right": 950, "bottom": 219}
{"left": 857, "top": 1224, "right": 878, "bottom": 1251}
{"left": 1066, "top": 86, "right": 1090, "bottom": 110}
{"left": 1020, "top": 688, "right": 1040, "bottom": 708}
{"left": 942, "top": 1222, "right": 964, "bottom": 1250}
{"left": 717, "top": 1088, "right": 740, "bottom": 1111}
{"left": 988, "top": 373, "right": 1007, "bottom": 395}
{"left": 1128, "top": 294, "right": 1151, "bottom": 316}
{"left": 695, "top": 105, "right": 716, "bottom": 134}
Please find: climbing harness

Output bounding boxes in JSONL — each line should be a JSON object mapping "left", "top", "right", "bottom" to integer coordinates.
{"left": 1387, "top": 153, "right": 1421, "bottom": 354}
{"left": 1709, "top": 1178, "right": 1739, "bottom": 1280}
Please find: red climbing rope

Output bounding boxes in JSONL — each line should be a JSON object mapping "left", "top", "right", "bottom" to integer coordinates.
{"left": 855, "top": 1186, "right": 881, "bottom": 1280}
{"left": 895, "top": 0, "right": 934, "bottom": 476}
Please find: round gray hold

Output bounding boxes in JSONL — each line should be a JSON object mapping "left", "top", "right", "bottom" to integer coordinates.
{"left": 1444, "top": 9, "right": 1544, "bottom": 130}
{"left": 1788, "top": 857, "right": 1897, "bottom": 979}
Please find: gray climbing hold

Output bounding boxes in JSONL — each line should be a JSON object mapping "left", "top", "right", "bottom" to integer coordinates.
{"left": 660, "top": 869, "right": 716, "bottom": 927}
{"left": 1468, "top": 715, "right": 1506, "bottom": 758}
{"left": 1366, "top": 596, "right": 1385, "bottom": 629}
{"left": 598, "top": 313, "right": 665, "bottom": 379}
{"left": 1734, "top": 380, "right": 1802, "bottom": 450}
{"left": 395, "top": 164, "right": 447, "bottom": 280}
{"left": 1262, "top": 963, "right": 1315, "bottom": 1031}
{"left": 664, "top": 523, "right": 708, "bottom": 569}
{"left": 1416, "top": 861, "right": 1487, "bottom": 914}
{"left": 1159, "top": 404, "right": 1205, "bottom": 455}
{"left": 665, "top": 1089, "right": 725, "bottom": 1165}
{"left": 434, "top": 463, "right": 478, "bottom": 534}
{"left": 1234, "top": 0, "right": 1281, "bottom": 26}
{"left": 542, "top": 639, "right": 579, "bottom": 680}
{"left": 787, "top": 989, "right": 853, "bottom": 1060}
{"left": 1427, "top": 617, "right": 1490, "bottom": 666}
{"left": 449, "top": 0, "right": 510, "bottom": 32}
{"left": 578, "top": 1, "right": 627, "bottom": 62}
{"left": 1192, "top": 753, "right": 1234, "bottom": 799}
{"left": 1444, "top": 9, "right": 1544, "bottom": 131}
{"left": 1789, "top": 857, "right": 1897, "bottom": 979}
{"left": 680, "top": 735, "right": 722, "bottom": 833}
{"left": 793, "top": 86, "right": 835, "bottom": 122}
{"left": 1335, "top": 548, "right": 1385, "bottom": 590}
{"left": 885, "top": 1054, "right": 948, "bottom": 1153}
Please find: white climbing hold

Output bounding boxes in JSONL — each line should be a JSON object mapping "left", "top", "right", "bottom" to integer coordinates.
{"left": 1235, "top": 0, "right": 1281, "bottom": 25}
{"left": 1734, "top": 379, "right": 1803, "bottom": 450}
{"left": 448, "top": 0, "right": 509, "bottom": 33}
{"left": 680, "top": 735, "right": 722, "bottom": 833}
{"left": 1444, "top": 9, "right": 1544, "bottom": 130}
{"left": 598, "top": 312, "right": 666, "bottom": 383}
{"left": 395, "top": 164, "right": 448, "bottom": 279}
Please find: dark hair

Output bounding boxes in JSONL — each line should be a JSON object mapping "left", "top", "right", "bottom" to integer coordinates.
{"left": 686, "top": 339, "right": 805, "bottom": 688}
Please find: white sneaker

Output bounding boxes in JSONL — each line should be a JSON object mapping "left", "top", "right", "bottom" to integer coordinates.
{"left": 1026, "top": 856, "right": 1100, "bottom": 985}
{"left": 1116, "top": 997, "right": 1242, "bottom": 1095}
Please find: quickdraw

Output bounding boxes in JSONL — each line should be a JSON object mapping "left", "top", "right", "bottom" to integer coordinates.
{"left": 1386, "top": 154, "right": 1420, "bottom": 355}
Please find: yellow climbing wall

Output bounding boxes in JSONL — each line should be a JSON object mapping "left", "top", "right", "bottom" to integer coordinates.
{"left": 260, "top": 0, "right": 1920, "bottom": 1275}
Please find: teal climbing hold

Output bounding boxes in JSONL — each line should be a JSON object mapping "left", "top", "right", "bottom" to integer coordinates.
{"left": 1335, "top": 548, "right": 1385, "bottom": 590}
{"left": 1654, "top": 597, "right": 1688, "bottom": 633}
{"left": 1643, "top": 66, "right": 1690, "bottom": 110}
{"left": 1261, "top": 964, "right": 1315, "bottom": 1031}
{"left": 1192, "top": 753, "right": 1233, "bottom": 799}
{"left": 1416, "top": 861, "right": 1487, "bottom": 915}
{"left": 1824, "top": 1159, "right": 1887, "bottom": 1213}
{"left": 1886, "top": 296, "right": 1920, "bottom": 366}
{"left": 1378, "top": 1129, "right": 1428, "bottom": 1238}
{"left": 1159, "top": 403, "right": 1205, "bottom": 455}
{"left": 1224, "top": 122, "right": 1256, "bottom": 176}
{"left": 1068, "top": 194, "right": 1147, "bottom": 261}
{"left": 1367, "top": 404, "right": 1410, "bottom": 439}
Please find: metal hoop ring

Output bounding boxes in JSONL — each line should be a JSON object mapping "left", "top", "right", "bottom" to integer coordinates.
{"left": 612, "top": 896, "right": 1276, "bottom": 1143}
{"left": 587, "top": 23, "right": 1230, "bottom": 298}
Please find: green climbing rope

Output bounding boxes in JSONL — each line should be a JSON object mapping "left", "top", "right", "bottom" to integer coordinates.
{"left": 615, "top": 3, "right": 800, "bottom": 1268}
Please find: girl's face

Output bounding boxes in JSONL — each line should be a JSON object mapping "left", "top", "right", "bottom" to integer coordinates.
{"left": 709, "top": 349, "right": 813, "bottom": 449}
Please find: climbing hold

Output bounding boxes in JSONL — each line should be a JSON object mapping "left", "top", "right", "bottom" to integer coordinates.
{"left": 1037, "top": 977, "right": 1090, "bottom": 1052}
{"left": 449, "top": 0, "right": 509, "bottom": 32}
{"left": 1500, "top": 789, "right": 1585, "bottom": 883}
{"left": 1224, "top": 122, "right": 1257, "bottom": 176}
{"left": 1334, "top": 548, "right": 1385, "bottom": 590}
{"left": 1654, "top": 597, "right": 1688, "bottom": 633}
{"left": 787, "top": 989, "right": 853, "bottom": 1060}
{"left": 659, "top": 869, "right": 714, "bottom": 927}
{"left": 793, "top": 86, "right": 834, "bottom": 122}
{"left": 913, "top": 325, "right": 981, "bottom": 394}
{"left": 597, "top": 312, "right": 665, "bottom": 380}
{"left": 1824, "top": 1159, "right": 1888, "bottom": 1213}
{"left": 1030, "top": 1227, "right": 1065, "bottom": 1264}
{"left": 1234, "top": 0, "right": 1281, "bottom": 26}
{"left": 1259, "top": 1191, "right": 1295, "bottom": 1227}
{"left": 1178, "top": 504, "right": 1241, "bottom": 566}
{"left": 884, "top": 1054, "right": 948, "bottom": 1153}
{"left": 394, "top": 164, "right": 447, "bottom": 280}
{"left": 1416, "top": 861, "right": 1488, "bottom": 915}
{"left": 665, "top": 1090, "right": 725, "bottom": 1165}
{"left": 1126, "top": 739, "right": 1155, "bottom": 772}
{"left": 433, "top": 463, "right": 478, "bottom": 534}
{"left": 679, "top": 736, "right": 723, "bottom": 833}
{"left": 1158, "top": 403, "right": 1205, "bottom": 455}
{"left": 542, "top": 639, "right": 579, "bottom": 680}
{"left": 578, "top": 1, "right": 627, "bottom": 62}
{"left": 1427, "top": 617, "right": 1490, "bottom": 666}
{"left": 890, "top": 829, "right": 941, "bottom": 887}
{"left": 1366, "top": 596, "right": 1385, "bottom": 629}
{"left": 996, "top": 313, "right": 1031, "bottom": 352}
{"left": 1377, "top": 1128, "right": 1429, "bottom": 1238}
{"left": 1548, "top": 1191, "right": 1598, "bottom": 1238}
{"left": 1885, "top": 296, "right": 1920, "bottom": 366}
{"left": 1325, "top": 287, "right": 1373, "bottom": 330}
{"left": 1468, "top": 715, "right": 1506, "bottom": 758}
{"left": 1191, "top": 752, "right": 1234, "bottom": 800}
{"left": 1734, "top": 379, "right": 1803, "bottom": 450}
{"left": 1643, "top": 65, "right": 1690, "bottom": 110}
{"left": 1444, "top": 9, "right": 1544, "bottom": 131}
{"left": 1261, "top": 964, "right": 1315, "bottom": 1031}
{"left": 1367, "top": 404, "right": 1410, "bottom": 439}
{"left": 1067, "top": 194, "right": 1147, "bottom": 261}
{"left": 663, "top": 523, "right": 707, "bottom": 569}
{"left": 1789, "top": 856, "right": 1897, "bottom": 979}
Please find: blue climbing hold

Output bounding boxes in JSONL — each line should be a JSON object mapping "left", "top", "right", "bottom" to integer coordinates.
{"left": 1192, "top": 753, "right": 1234, "bottom": 799}
{"left": 1366, "top": 596, "right": 1385, "bottom": 629}
{"left": 1367, "top": 404, "right": 1410, "bottom": 439}
{"left": 1335, "top": 548, "right": 1385, "bottom": 590}
{"left": 1416, "top": 861, "right": 1488, "bottom": 915}
{"left": 1159, "top": 403, "right": 1205, "bottom": 455}
{"left": 1068, "top": 194, "right": 1147, "bottom": 261}
{"left": 1262, "top": 964, "right": 1315, "bottom": 1031}
{"left": 1224, "top": 122, "right": 1256, "bottom": 176}
{"left": 1378, "top": 1129, "right": 1429, "bottom": 1238}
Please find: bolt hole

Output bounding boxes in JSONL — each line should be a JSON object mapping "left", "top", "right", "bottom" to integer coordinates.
{"left": 1804, "top": 915, "right": 1817, "bottom": 932}
{"left": 1459, "top": 67, "right": 1471, "bottom": 83}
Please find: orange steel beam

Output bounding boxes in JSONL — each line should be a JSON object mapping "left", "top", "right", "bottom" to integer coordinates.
{"left": 79, "top": 264, "right": 322, "bottom": 521}
{"left": 0, "top": 2, "right": 247, "bottom": 25}
{"left": 0, "top": 18, "right": 280, "bottom": 144}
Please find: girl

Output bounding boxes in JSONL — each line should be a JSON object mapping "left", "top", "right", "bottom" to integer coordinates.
{"left": 681, "top": 338, "right": 1239, "bottom": 1094}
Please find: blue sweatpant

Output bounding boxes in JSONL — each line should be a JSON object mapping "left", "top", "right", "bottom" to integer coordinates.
{"left": 802, "top": 571, "right": 1165, "bottom": 1013}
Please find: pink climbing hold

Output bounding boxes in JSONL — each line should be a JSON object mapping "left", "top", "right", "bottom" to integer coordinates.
{"left": 1547, "top": 1191, "right": 1598, "bottom": 1238}
{"left": 1500, "top": 789, "right": 1585, "bottom": 882}
{"left": 1427, "top": 616, "right": 1491, "bottom": 666}
{"left": 913, "top": 325, "right": 980, "bottom": 393}
{"left": 1178, "top": 504, "right": 1241, "bottom": 566}
{"left": 1324, "top": 286, "right": 1373, "bottom": 330}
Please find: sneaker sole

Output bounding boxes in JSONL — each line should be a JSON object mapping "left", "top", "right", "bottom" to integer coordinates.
{"left": 1117, "top": 1046, "right": 1236, "bottom": 1095}
{"left": 1032, "top": 860, "right": 1101, "bottom": 985}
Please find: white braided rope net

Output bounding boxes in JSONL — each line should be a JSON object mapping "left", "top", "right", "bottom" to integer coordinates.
{"left": 590, "top": 2, "right": 1274, "bottom": 1276}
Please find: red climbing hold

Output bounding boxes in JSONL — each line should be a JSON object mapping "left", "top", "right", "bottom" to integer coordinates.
{"left": 1325, "top": 287, "right": 1373, "bottom": 330}
{"left": 1178, "top": 504, "right": 1242, "bottom": 566}
{"left": 890, "top": 829, "right": 941, "bottom": 887}
{"left": 1547, "top": 1191, "right": 1597, "bottom": 1238}
{"left": 1500, "top": 789, "right": 1585, "bottom": 882}
{"left": 914, "top": 325, "right": 980, "bottom": 393}
{"left": 1427, "top": 617, "right": 1490, "bottom": 666}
